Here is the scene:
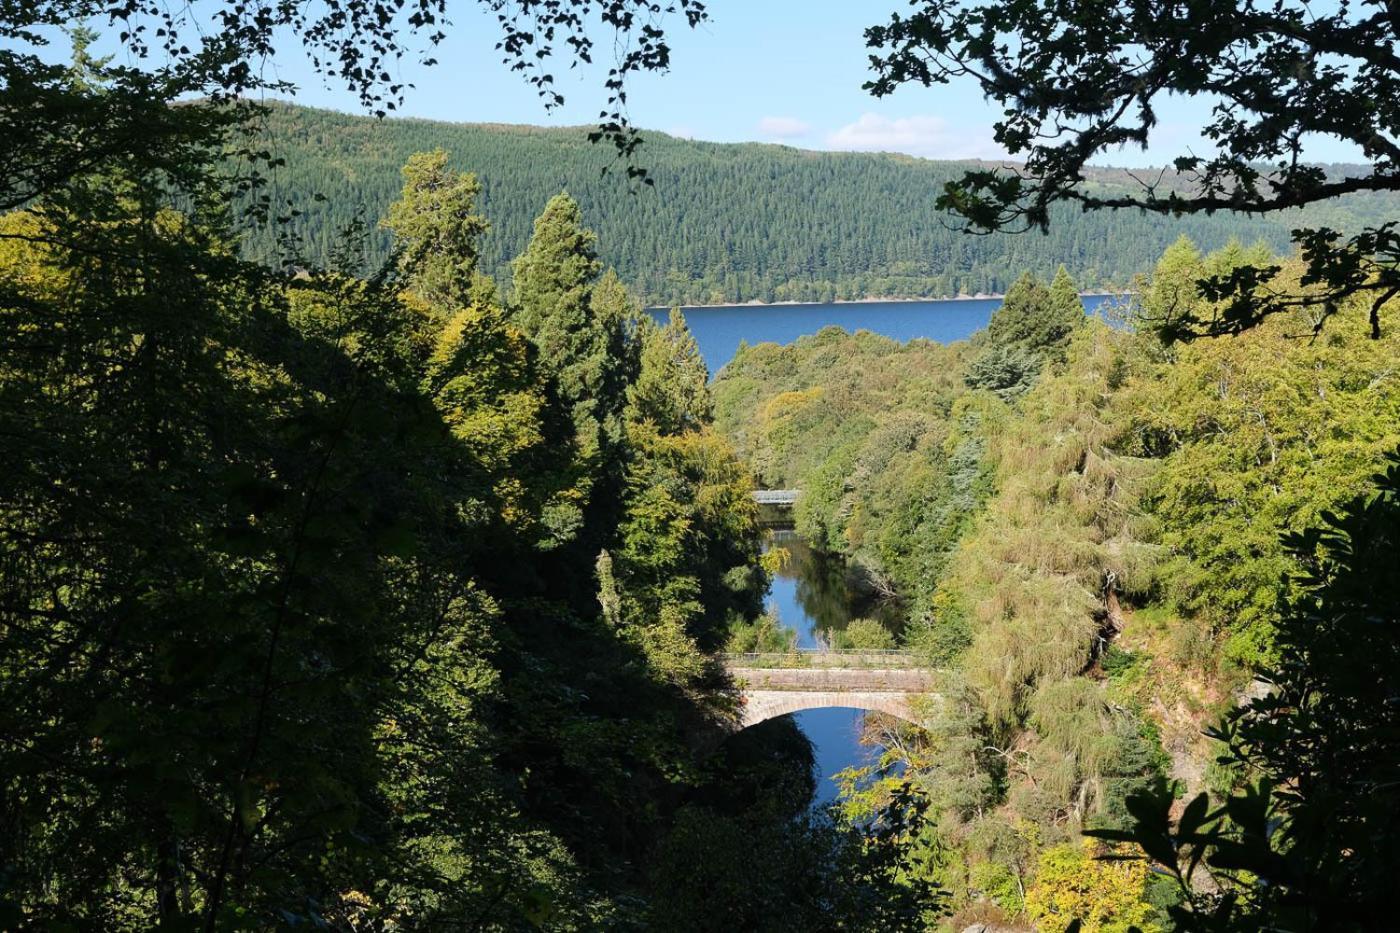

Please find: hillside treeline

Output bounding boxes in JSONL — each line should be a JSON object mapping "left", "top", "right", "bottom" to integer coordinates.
{"left": 712, "top": 243, "right": 1400, "bottom": 928}
{"left": 240, "top": 104, "right": 1399, "bottom": 307}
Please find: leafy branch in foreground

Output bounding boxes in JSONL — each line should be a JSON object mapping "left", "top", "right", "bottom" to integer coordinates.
{"left": 5, "top": 0, "right": 707, "bottom": 209}
{"left": 1088, "top": 454, "right": 1400, "bottom": 930}
{"left": 863, "top": 0, "right": 1400, "bottom": 337}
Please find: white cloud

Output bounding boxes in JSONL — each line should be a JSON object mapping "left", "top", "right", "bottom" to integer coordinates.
{"left": 757, "top": 115, "right": 811, "bottom": 139}
{"left": 826, "top": 113, "right": 1003, "bottom": 160}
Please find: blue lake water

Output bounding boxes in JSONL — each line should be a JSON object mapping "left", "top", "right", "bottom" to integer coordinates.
{"left": 650, "top": 295, "right": 1119, "bottom": 374}
{"left": 672, "top": 295, "right": 1120, "bottom": 805}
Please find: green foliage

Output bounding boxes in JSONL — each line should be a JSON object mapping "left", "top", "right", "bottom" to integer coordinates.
{"left": 713, "top": 233, "right": 1400, "bottom": 925}
{"left": 229, "top": 104, "right": 1400, "bottom": 306}
{"left": 611, "top": 422, "right": 766, "bottom": 666}
{"left": 381, "top": 148, "right": 490, "bottom": 308}
{"left": 950, "top": 322, "right": 1156, "bottom": 731}
{"left": 1024, "top": 841, "right": 1160, "bottom": 933}
{"left": 833, "top": 617, "right": 897, "bottom": 650}
{"left": 1092, "top": 714, "right": 1174, "bottom": 834}
{"left": 11, "top": 3, "right": 1400, "bottom": 920}
{"left": 0, "top": 117, "right": 773, "bottom": 925}
{"left": 726, "top": 612, "right": 798, "bottom": 654}
{"left": 627, "top": 307, "right": 713, "bottom": 434}
{"left": 985, "top": 269, "right": 1083, "bottom": 359}
{"left": 1122, "top": 245, "right": 1400, "bottom": 665}
{"left": 510, "top": 192, "right": 622, "bottom": 448}
{"left": 963, "top": 341, "right": 1043, "bottom": 399}
{"left": 713, "top": 327, "right": 991, "bottom": 620}
{"left": 505, "top": 192, "right": 646, "bottom": 575}
{"left": 966, "top": 266, "right": 1086, "bottom": 398}
{"left": 865, "top": 0, "right": 1400, "bottom": 335}
{"left": 1090, "top": 456, "right": 1400, "bottom": 930}
{"left": 0, "top": 188, "right": 582, "bottom": 924}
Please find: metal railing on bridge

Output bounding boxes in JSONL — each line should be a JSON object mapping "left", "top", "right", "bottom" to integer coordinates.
{"left": 751, "top": 489, "right": 800, "bottom": 506}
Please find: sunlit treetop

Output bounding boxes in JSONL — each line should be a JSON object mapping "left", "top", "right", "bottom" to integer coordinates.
{"left": 864, "top": 0, "right": 1400, "bottom": 338}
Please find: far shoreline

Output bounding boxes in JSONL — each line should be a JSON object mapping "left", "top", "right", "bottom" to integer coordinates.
{"left": 650, "top": 291, "right": 1126, "bottom": 311}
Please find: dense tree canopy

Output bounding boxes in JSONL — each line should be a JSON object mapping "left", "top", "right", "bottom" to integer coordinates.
{"left": 1090, "top": 457, "right": 1400, "bottom": 931}
{"left": 713, "top": 235, "right": 1400, "bottom": 928}
{"left": 7, "top": 2, "right": 1400, "bottom": 927}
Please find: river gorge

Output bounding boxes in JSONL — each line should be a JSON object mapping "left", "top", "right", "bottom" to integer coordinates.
{"left": 660, "top": 294, "right": 1117, "bottom": 805}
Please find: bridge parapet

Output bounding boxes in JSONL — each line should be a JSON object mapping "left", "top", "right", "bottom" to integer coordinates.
{"left": 727, "top": 666, "right": 937, "bottom": 692}
{"left": 752, "top": 489, "right": 800, "bottom": 506}
{"left": 722, "top": 649, "right": 923, "bottom": 669}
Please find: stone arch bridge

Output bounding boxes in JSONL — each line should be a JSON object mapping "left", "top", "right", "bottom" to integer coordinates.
{"left": 722, "top": 650, "right": 940, "bottom": 731}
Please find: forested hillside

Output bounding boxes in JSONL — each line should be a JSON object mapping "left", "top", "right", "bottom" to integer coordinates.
{"left": 712, "top": 248, "right": 1400, "bottom": 928}
{"left": 241, "top": 103, "right": 1398, "bottom": 306}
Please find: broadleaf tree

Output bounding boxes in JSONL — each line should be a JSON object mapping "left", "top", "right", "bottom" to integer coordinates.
{"left": 863, "top": 0, "right": 1400, "bottom": 337}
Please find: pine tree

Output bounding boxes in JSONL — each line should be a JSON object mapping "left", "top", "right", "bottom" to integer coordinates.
{"left": 1139, "top": 235, "right": 1205, "bottom": 334}
{"left": 589, "top": 267, "right": 644, "bottom": 450}
{"left": 380, "top": 149, "right": 490, "bottom": 310}
{"left": 508, "top": 194, "right": 643, "bottom": 567}
{"left": 986, "top": 270, "right": 1080, "bottom": 358}
{"left": 1047, "top": 264, "right": 1087, "bottom": 353}
{"left": 65, "top": 26, "right": 112, "bottom": 91}
{"left": 627, "top": 307, "right": 713, "bottom": 435}
{"left": 963, "top": 342, "right": 1042, "bottom": 398}
{"left": 510, "top": 193, "right": 615, "bottom": 446}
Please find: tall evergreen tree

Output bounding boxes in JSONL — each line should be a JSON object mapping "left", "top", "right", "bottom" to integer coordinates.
{"left": 967, "top": 270, "right": 1084, "bottom": 398}
{"left": 380, "top": 148, "right": 489, "bottom": 310}
{"left": 627, "top": 307, "right": 713, "bottom": 435}
{"left": 511, "top": 193, "right": 617, "bottom": 444}
{"left": 1140, "top": 235, "right": 1207, "bottom": 328}
{"left": 589, "top": 267, "right": 645, "bottom": 449}
{"left": 1048, "top": 265, "right": 1086, "bottom": 333}
{"left": 986, "top": 270, "right": 1081, "bottom": 357}
{"left": 508, "top": 193, "right": 637, "bottom": 560}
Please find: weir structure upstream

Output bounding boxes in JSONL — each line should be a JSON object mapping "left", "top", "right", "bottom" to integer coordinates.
{"left": 721, "top": 650, "right": 940, "bottom": 730}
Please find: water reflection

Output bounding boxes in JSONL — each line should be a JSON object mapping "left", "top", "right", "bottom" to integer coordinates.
{"left": 762, "top": 526, "right": 898, "bottom": 804}
{"left": 767, "top": 528, "right": 903, "bottom": 648}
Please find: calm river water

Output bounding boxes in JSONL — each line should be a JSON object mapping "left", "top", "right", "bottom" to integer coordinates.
{"left": 652, "top": 296, "right": 1117, "bottom": 804}
{"left": 764, "top": 531, "right": 900, "bottom": 805}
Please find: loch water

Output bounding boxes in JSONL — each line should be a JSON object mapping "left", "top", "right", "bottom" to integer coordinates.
{"left": 652, "top": 295, "right": 1119, "bottom": 375}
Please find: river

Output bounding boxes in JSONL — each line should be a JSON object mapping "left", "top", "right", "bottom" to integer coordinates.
{"left": 651, "top": 295, "right": 1118, "bottom": 804}
{"left": 764, "top": 530, "right": 903, "bottom": 805}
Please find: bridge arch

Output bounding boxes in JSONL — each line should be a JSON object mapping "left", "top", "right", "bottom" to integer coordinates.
{"left": 720, "top": 652, "right": 940, "bottom": 735}
{"left": 737, "top": 690, "right": 925, "bottom": 730}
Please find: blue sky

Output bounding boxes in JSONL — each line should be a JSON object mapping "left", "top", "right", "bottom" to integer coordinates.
{"left": 93, "top": 0, "right": 1364, "bottom": 166}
